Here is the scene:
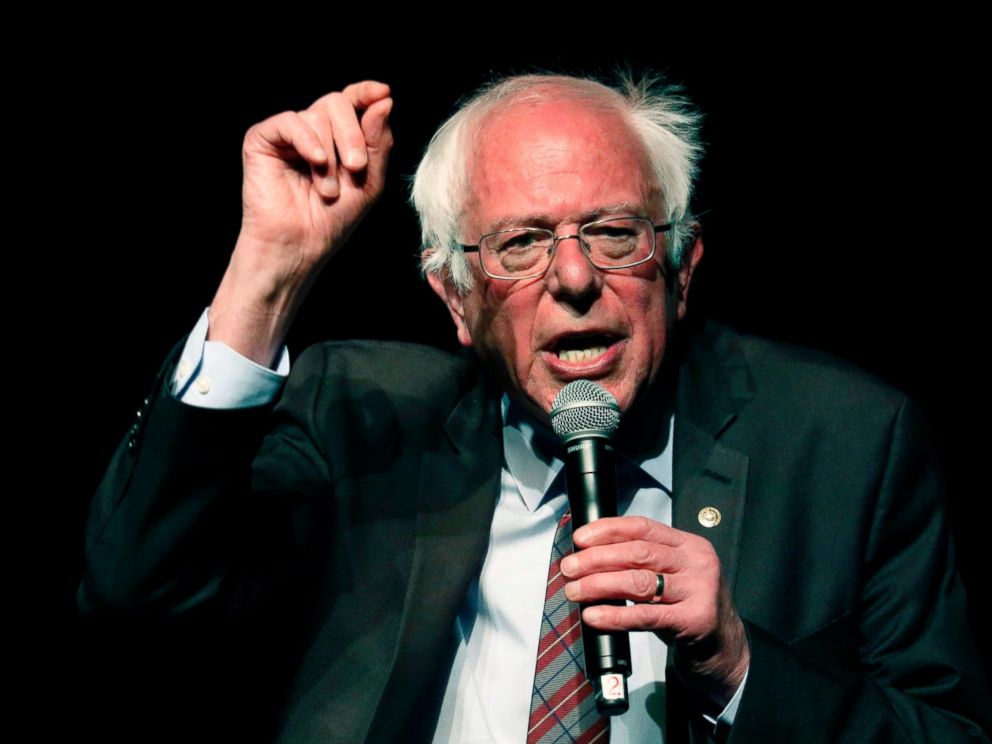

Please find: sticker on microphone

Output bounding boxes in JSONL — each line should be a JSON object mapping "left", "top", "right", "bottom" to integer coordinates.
{"left": 600, "top": 673, "right": 626, "bottom": 700}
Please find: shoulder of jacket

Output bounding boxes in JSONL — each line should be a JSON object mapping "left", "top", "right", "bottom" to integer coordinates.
{"left": 295, "top": 339, "right": 469, "bottom": 376}
{"left": 279, "top": 340, "right": 481, "bottom": 429}
{"left": 698, "top": 318, "right": 911, "bottom": 418}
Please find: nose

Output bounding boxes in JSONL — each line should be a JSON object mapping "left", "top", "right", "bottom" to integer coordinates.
{"left": 544, "top": 233, "right": 602, "bottom": 310}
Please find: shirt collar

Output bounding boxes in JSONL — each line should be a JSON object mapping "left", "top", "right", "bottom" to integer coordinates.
{"left": 501, "top": 394, "right": 673, "bottom": 513}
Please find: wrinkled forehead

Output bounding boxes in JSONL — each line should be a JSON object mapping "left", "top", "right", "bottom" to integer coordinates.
{"left": 462, "top": 92, "right": 662, "bottom": 234}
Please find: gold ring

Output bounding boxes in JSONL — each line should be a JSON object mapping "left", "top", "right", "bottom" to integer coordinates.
{"left": 650, "top": 573, "right": 665, "bottom": 603}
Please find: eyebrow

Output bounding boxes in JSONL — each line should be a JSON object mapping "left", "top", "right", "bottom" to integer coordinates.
{"left": 485, "top": 202, "right": 647, "bottom": 233}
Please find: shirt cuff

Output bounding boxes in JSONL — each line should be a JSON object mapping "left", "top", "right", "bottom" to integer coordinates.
{"left": 702, "top": 666, "right": 748, "bottom": 737}
{"left": 171, "top": 306, "right": 290, "bottom": 409}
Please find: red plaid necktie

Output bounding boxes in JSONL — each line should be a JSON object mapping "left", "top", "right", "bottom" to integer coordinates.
{"left": 527, "top": 510, "right": 609, "bottom": 743}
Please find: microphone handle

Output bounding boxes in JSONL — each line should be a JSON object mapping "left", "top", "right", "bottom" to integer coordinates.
{"left": 563, "top": 436, "right": 632, "bottom": 714}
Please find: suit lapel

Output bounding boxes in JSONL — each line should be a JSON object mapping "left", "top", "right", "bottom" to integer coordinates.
{"left": 672, "top": 320, "right": 752, "bottom": 593}
{"left": 367, "top": 365, "right": 503, "bottom": 741}
{"left": 668, "top": 321, "right": 754, "bottom": 743}
{"left": 673, "top": 419, "right": 749, "bottom": 593}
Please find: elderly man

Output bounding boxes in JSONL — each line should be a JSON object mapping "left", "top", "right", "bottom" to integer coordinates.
{"left": 80, "top": 74, "right": 989, "bottom": 742}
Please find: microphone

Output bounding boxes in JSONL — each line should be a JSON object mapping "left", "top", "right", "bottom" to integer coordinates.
{"left": 550, "top": 379, "right": 632, "bottom": 715}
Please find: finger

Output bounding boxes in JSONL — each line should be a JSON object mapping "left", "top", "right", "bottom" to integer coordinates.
{"left": 341, "top": 80, "right": 391, "bottom": 110}
{"left": 572, "top": 515, "right": 687, "bottom": 549}
{"left": 310, "top": 81, "right": 390, "bottom": 113}
{"left": 360, "top": 97, "right": 394, "bottom": 187}
{"left": 565, "top": 569, "right": 686, "bottom": 604}
{"left": 581, "top": 602, "right": 679, "bottom": 633}
{"left": 323, "top": 92, "right": 369, "bottom": 172}
{"left": 361, "top": 96, "right": 394, "bottom": 153}
{"left": 560, "top": 540, "right": 683, "bottom": 579}
{"left": 298, "top": 109, "right": 341, "bottom": 199}
{"left": 248, "top": 110, "right": 329, "bottom": 167}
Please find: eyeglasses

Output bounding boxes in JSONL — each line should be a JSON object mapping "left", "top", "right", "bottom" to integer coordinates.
{"left": 459, "top": 216, "right": 672, "bottom": 280}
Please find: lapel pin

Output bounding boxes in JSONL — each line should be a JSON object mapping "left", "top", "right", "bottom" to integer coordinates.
{"left": 698, "top": 507, "right": 722, "bottom": 528}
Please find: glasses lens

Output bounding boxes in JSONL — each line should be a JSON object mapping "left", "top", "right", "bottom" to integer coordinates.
{"left": 480, "top": 229, "right": 554, "bottom": 277}
{"left": 581, "top": 218, "right": 654, "bottom": 266}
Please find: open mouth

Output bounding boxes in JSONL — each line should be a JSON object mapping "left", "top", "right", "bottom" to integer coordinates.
{"left": 552, "top": 334, "right": 620, "bottom": 363}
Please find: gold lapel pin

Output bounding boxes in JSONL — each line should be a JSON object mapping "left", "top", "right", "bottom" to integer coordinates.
{"left": 697, "top": 507, "right": 722, "bottom": 528}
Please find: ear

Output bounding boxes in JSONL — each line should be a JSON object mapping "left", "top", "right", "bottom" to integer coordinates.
{"left": 427, "top": 271, "right": 473, "bottom": 348}
{"left": 674, "top": 226, "right": 704, "bottom": 321}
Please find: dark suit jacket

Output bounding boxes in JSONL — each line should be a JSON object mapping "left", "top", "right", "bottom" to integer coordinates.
{"left": 79, "top": 319, "right": 991, "bottom": 742}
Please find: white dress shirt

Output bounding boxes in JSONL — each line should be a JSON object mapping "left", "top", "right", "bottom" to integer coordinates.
{"left": 431, "top": 396, "right": 677, "bottom": 743}
{"left": 170, "top": 307, "right": 745, "bottom": 741}
{"left": 170, "top": 308, "right": 290, "bottom": 407}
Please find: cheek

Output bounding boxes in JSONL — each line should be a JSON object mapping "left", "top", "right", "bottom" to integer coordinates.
{"left": 500, "top": 294, "right": 541, "bottom": 369}
{"left": 623, "top": 287, "right": 672, "bottom": 377}
{"left": 468, "top": 286, "right": 537, "bottom": 367}
{"left": 640, "top": 297, "right": 669, "bottom": 351}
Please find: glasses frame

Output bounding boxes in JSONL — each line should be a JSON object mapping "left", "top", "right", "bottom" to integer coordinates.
{"left": 459, "top": 216, "right": 673, "bottom": 281}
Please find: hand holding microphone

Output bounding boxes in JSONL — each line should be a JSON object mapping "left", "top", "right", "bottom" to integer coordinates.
{"left": 550, "top": 379, "right": 632, "bottom": 714}
{"left": 552, "top": 379, "right": 750, "bottom": 710}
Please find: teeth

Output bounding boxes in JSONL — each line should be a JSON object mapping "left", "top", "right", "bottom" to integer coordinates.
{"left": 557, "top": 346, "right": 608, "bottom": 363}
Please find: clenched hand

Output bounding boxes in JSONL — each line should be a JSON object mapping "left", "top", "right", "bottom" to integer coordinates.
{"left": 208, "top": 81, "right": 394, "bottom": 367}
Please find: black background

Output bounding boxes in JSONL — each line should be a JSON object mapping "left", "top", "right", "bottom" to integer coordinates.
{"left": 40, "top": 31, "right": 987, "bottom": 738}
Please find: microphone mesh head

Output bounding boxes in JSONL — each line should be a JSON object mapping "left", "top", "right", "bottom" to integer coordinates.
{"left": 550, "top": 380, "right": 621, "bottom": 442}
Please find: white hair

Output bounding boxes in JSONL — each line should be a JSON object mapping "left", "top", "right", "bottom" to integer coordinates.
{"left": 411, "top": 71, "right": 704, "bottom": 293}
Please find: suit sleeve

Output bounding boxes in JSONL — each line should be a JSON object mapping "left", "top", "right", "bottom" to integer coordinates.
{"left": 77, "top": 338, "right": 331, "bottom": 619}
{"left": 724, "top": 397, "right": 991, "bottom": 743}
